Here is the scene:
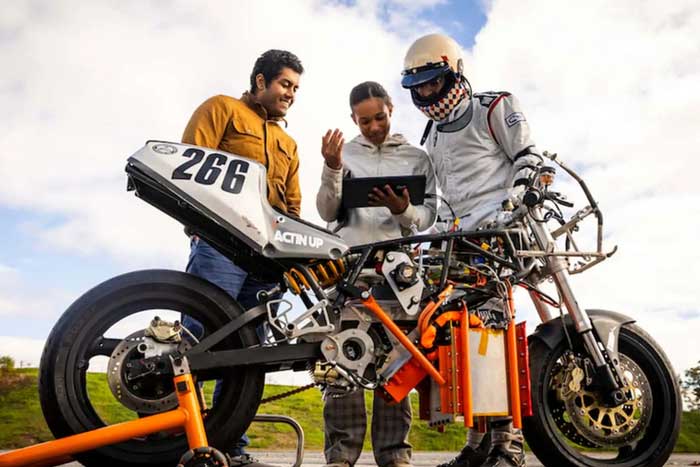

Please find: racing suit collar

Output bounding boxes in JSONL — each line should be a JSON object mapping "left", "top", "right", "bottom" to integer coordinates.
{"left": 440, "top": 96, "right": 471, "bottom": 123}
{"left": 436, "top": 97, "right": 474, "bottom": 133}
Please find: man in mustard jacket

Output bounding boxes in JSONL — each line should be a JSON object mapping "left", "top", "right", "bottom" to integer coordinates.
{"left": 182, "top": 51, "right": 302, "bottom": 216}
{"left": 180, "top": 49, "right": 304, "bottom": 467}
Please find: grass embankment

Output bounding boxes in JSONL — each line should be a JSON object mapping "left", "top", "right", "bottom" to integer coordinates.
{"left": 1, "top": 369, "right": 699, "bottom": 452}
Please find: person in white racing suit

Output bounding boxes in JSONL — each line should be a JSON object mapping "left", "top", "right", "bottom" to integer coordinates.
{"left": 401, "top": 33, "right": 544, "bottom": 467}
{"left": 316, "top": 81, "right": 437, "bottom": 467}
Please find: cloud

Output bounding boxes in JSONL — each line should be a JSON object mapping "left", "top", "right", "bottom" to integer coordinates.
{"left": 0, "top": 0, "right": 435, "bottom": 267}
{"left": 471, "top": 0, "right": 700, "bottom": 192}
{"left": 0, "top": 265, "right": 22, "bottom": 315}
{"left": 0, "top": 263, "right": 74, "bottom": 318}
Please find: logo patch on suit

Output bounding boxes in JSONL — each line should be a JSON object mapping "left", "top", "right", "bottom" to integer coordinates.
{"left": 505, "top": 112, "right": 526, "bottom": 127}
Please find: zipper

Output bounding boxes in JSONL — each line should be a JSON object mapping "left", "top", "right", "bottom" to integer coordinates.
{"left": 263, "top": 121, "right": 270, "bottom": 170}
{"left": 372, "top": 144, "right": 381, "bottom": 235}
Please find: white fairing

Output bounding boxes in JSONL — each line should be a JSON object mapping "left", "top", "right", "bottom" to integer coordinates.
{"left": 129, "top": 141, "right": 349, "bottom": 259}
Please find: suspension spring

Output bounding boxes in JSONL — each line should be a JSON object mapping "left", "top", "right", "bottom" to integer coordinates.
{"left": 283, "top": 259, "right": 348, "bottom": 295}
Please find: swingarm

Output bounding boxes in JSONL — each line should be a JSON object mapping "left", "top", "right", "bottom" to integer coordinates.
{"left": 124, "top": 303, "right": 323, "bottom": 381}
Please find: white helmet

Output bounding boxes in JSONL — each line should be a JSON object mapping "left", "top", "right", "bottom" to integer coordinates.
{"left": 401, "top": 33, "right": 464, "bottom": 89}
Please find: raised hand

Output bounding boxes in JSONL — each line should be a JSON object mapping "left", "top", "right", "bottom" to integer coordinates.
{"left": 368, "top": 184, "right": 410, "bottom": 214}
{"left": 321, "top": 129, "right": 344, "bottom": 170}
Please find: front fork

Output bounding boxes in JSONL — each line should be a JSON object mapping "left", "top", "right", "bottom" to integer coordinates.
{"left": 528, "top": 209, "right": 628, "bottom": 406}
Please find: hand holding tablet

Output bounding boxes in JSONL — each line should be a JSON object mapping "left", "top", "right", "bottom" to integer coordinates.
{"left": 341, "top": 175, "right": 427, "bottom": 210}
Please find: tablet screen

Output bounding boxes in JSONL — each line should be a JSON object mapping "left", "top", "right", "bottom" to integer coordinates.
{"left": 341, "top": 175, "right": 426, "bottom": 209}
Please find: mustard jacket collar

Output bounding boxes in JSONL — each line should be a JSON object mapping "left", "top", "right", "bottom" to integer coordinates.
{"left": 240, "top": 91, "right": 288, "bottom": 127}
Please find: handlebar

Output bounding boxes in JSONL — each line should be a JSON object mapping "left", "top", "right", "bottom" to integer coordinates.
{"left": 498, "top": 151, "right": 618, "bottom": 275}
{"left": 541, "top": 151, "right": 605, "bottom": 252}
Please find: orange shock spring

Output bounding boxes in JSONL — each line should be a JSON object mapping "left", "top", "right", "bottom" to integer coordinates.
{"left": 284, "top": 259, "right": 347, "bottom": 294}
{"left": 284, "top": 268, "right": 310, "bottom": 295}
{"left": 316, "top": 263, "right": 330, "bottom": 284}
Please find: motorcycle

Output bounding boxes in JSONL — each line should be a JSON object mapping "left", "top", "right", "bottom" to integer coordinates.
{"left": 36, "top": 141, "right": 681, "bottom": 467}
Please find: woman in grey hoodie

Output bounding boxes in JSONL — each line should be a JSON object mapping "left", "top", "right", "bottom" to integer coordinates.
{"left": 316, "top": 82, "right": 437, "bottom": 467}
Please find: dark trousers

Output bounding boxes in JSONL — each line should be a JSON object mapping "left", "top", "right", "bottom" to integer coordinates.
{"left": 323, "top": 387, "right": 412, "bottom": 466}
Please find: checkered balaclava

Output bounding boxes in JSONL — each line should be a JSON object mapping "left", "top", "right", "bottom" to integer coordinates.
{"left": 417, "top": 79, "right": 468, "bottom": 122}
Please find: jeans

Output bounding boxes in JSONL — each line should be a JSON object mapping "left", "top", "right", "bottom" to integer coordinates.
{"left": 181, "top": 237, "right": 275, "bottom": 456}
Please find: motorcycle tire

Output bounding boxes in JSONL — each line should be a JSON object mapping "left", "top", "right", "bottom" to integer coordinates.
{"left": 39, "top": 269, "right": 265, "bottom": 467}
{"left": 523, "top": 323, "right": 681, "bottom": 467}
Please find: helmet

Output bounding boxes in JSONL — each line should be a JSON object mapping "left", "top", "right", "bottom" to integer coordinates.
{"left": 401, "top": 33, "right": 464, "bottom": 89}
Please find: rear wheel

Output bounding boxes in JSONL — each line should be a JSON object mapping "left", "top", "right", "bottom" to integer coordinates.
{"left": 523, "top": 323, "right": 681, "bottom": 467}
{"left": 39, "top": 269, "right": 265, "bottom": 467}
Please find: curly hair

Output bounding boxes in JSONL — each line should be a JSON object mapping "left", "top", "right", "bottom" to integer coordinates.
{"left": 249, "top": 49, "right": 304, "bottom": 92}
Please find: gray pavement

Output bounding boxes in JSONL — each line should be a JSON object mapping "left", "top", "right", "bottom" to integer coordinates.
{"left": 249, "top": 451, "right": 700, "bottom": 466}
{"left": 26, "top": 450, "right": 700, "bottom": 466}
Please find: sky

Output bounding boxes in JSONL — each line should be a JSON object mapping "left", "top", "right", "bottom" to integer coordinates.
{"left": 0, "top": 0, "right": 698, "bottom": 389}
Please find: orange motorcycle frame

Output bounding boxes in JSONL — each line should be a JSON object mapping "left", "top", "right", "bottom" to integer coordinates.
{"left": 0, "top": 372, "right": 206, "bottom": 467}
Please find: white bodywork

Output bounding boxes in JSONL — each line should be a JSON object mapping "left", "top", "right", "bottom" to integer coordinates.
{"left": 128, "top": 141, "right": 349, "bottom": 260}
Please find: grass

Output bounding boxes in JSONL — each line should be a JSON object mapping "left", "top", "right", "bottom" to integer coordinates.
{"left": 0, "top": 369, "right": 51, "bottom": 447}
{"left": 1, "top": 369, "right": 699, "bottom": 452}
{"left": 676, "top": 410, "right": 700, "bottom": 452}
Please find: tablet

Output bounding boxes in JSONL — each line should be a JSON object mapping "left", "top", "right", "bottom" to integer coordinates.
{"left": 341, "top": 175, "right": 427, "bottom": 209}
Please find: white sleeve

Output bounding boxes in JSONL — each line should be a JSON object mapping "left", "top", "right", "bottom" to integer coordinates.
{"left": 394, "top": 148, "right": 438, "bottom": 232}
{"left": 488, "top": 93, "right": 543, "bottom": 187}
{"left": 315, "top": 163, "right": 344, "bottom": 222}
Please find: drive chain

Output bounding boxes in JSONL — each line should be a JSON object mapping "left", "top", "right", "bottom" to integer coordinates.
{"left": 260, "top": 382, "right": 317, "bottom": 404}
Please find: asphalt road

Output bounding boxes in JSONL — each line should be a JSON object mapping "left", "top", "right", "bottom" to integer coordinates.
{"left": 252, "top": 451, "right": 700, "bottom": 466}
{"left": 34, "top": 450, "right": 699, "bottom": 466}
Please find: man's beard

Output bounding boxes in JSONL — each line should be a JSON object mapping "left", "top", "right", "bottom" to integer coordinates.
{"left": 259, "top": 93, "right": 287, "bottom": 118}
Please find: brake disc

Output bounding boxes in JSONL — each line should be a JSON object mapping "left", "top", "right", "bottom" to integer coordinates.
{"left": 549, "top": 359, "right": 598, "bottom": 448}
{"left": 107, "top": 329, "right": 190, "bottom": 414}
{"left": 560, "top": 354, "right": 652, "bottom": 447}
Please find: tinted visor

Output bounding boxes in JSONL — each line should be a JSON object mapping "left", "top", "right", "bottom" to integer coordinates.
{"left": 401, "top": 63, "right": 451, "bottom": 89}
{"left": 409, "top": 71, "right": 456, "bottom": 108}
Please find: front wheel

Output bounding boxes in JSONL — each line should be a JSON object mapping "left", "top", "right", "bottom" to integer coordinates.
{"left": 39, "top": 269, "right": 265, "bottom": 467}
{"left": 523, "top": 323, "right": 681, "bottom": 467}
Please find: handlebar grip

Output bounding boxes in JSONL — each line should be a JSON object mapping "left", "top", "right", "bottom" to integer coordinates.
{"left": 557, "top": 198, "right": 574, "bottom": 208}
{"left": 523, "top": 189, "right": 542, "bottom": 208}
{"left": 545, "top": 191, "right": 574, "bottom": 207}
